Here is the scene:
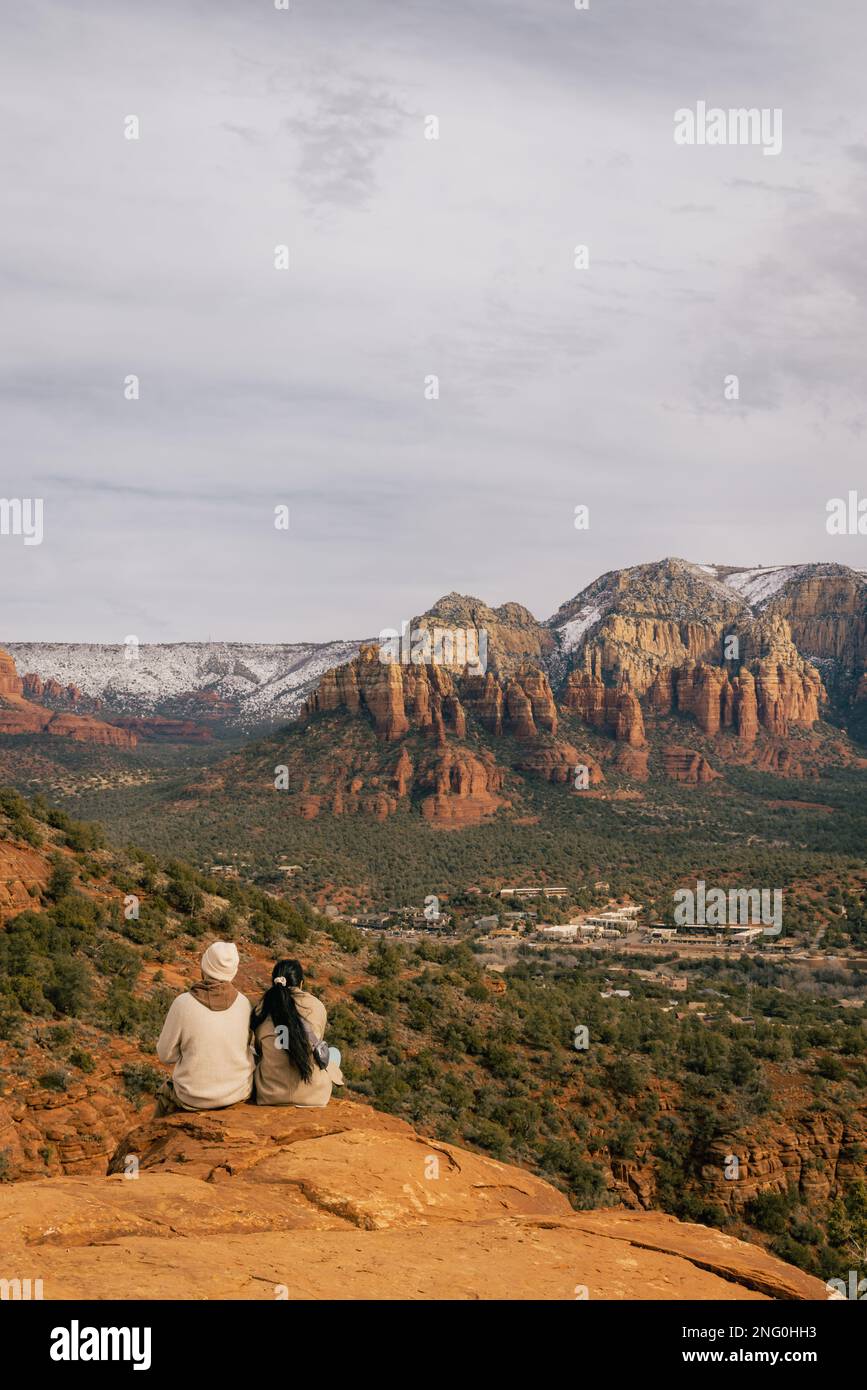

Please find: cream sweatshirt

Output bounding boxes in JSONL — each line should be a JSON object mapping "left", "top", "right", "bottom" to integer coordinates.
{"left": 156, "top": 991, "right": 255, "bottom": 1110}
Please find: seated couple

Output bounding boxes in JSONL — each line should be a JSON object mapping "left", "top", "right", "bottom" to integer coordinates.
{"left": 154, "top": 942, "right": 343, "bottom": 1115}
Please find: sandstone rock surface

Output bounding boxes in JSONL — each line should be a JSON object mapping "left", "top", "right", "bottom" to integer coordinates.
{"left": 0, "top": 1100, "right": 827, "bottom": 1301}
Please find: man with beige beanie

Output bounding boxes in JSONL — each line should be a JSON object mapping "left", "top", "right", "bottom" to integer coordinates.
{"left": 155, "top": 942, "right": 254, "bottom": 1114}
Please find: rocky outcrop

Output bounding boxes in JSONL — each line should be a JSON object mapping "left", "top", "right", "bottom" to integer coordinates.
{"left": 0, "top": 649, "right": 24, "bottom": 698}
{"left": 676, "top": 663, "right": 732, "bottom": 736}
{"left": 504, "top": 677, "right": 537, "bottom": 738}
{"left": 648, "top": 667, "right": 674, "bottom": 714}
{"left": 700, "top": 1110, "right": 867, "bottom": 1219}
{"left": 297, "top": 603, "right": 827, "bottom": 822}
{"left": 518, "top": 667, "right": 558, "bottom": 734}
{"left": 0, "top": 1046, "right": 149, "bottom": 1179}
{"left": 513, "top": 740, "right": 603, "bottom": 785}
{"left": 615, "top": 689, "right": 646, "bottom": 748}
{"left": 393, "top": 747, "right": 413, "bottom": 796}
{"left": 0, "top": 648, "right": 137, "bottom": 747}
{"left": 289, "top": 558, "right": 857, "bottom": 822}
{"left": 412, "top": 592, "right": 555, "bottom": 678}
{"left": 733, "top": 669, "right": 759, "bottom": 743}
{"left": 670, "top": 656, "right": 821, "bottom": 744}
{"left": 640, "top": 617, "right": 823, "bottom": 745}
{"left": 417, "top": 748, "right": 505, "bottom": 825}
{"left": 462, "top": 671, "right": 504, "bottom": 734}
{"left": 301, "top": 647, "right": 578, "bottom": 820}
{"left": 561, "top": 672, "right": 646, "bottom": 747}
{"left": 744, "top": 614, "right": 825, "bottom": 735}
{"left": 765, "top": 566, "right": 867, "bottom": 700}
{"left": 754, "top": 660, "right": 823, "bottom": 736}
{"left": 0, "top": 702, "right": 137, "bottom": 747}
{"left": 105, "top": 716, "right": 214, "bottom": 743}
{"left": 305, "top": 644, "right": 473, "bottom": 742}
{"left": 356, "top": 647, "right": 411, "bottom": 741}
{"left": 611, "top": 1091, "right": 867, "bottom": 1258}
{"left": 552, "top": 559, "right": 746, "bottom": 693}
{"left": 615, "top": 744, "right": 650, "bottom": 779}
{"left": 662, "top": 746, "right": 721, "bottom": 784}
{"left": 0, "top": 1100, "right": 826, "bottom": 1300}
{"left": 308, "top": 661, "right": 361, "bottom": 717}
{"left": 0, "top": 839, "right": 49, "bottom": 916}
{"left": 581, "top": 615, "right": 727, "bottom": 692}
{"left": 23, "top": 673, "right": 84, "bottom": 705}
{"left": 849, "top": 672, "right": 867, "bottom": 743}
{"left": 551, "top": 560, "right": 828, "bottom": 754}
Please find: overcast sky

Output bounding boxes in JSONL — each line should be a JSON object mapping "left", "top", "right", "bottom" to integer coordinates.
{"left": 2, "top": 0, "right": 866, "bottom": 641}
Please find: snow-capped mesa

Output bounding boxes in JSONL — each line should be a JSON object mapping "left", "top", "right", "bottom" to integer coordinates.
{"left": 3, "top": 640, "right": 364, "bottom": 730}
{"left": 701, "top": 562, "right": 866, "bottom": 612}
{"left": 543, "top": 558, "right": 866, "bottom": 698}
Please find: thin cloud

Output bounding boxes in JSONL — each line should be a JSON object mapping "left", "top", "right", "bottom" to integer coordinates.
{"left": 283, "top": 83, "right": 413, "bottom": 210}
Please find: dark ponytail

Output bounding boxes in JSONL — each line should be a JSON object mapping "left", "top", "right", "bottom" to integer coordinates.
{"left": 251, "top": 958, "right": 313, "bottom": 1083}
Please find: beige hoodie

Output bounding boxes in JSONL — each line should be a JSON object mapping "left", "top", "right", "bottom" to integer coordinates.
{"left": 157, "top": 991, "right": 254, "bottom": 1110}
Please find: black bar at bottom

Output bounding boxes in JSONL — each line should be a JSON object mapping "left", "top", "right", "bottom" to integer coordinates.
{"left": 3, "top": 1296, "right": 860, "bottom": 1378}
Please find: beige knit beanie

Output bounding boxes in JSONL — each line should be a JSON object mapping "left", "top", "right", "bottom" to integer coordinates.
{"left": 201, "top": 941, "right": 240, "bottom": 982}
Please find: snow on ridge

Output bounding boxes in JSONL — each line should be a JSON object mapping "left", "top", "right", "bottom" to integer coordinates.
{"left": 678, "top": 561, "right": 753, "bottom": 607}
{"left": 2, "top": 640, "right": 362, "bottom": 725}
{"left": 720, "top": 565, "right": 802, "bottom": 607}
{"left": 554, "top": 604, "right": 605, "bottom": 653}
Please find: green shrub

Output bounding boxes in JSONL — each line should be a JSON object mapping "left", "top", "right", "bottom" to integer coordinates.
{"left": 815, "top": 1054, "right": 846, "bottom": 1082}
{"left": 121, "top": 1063, "right": 164, "bottom": 1102}
{"left": 0, "top": 1005, "right": 22, "bottom": 1040}
{"left": 605, "top": 1056, "right": 646, "bottom": 1098}
{"left": 465, "top": 1117, "right": 510, "bottom": 1159}
{"left": 165, "top": 877, "right": 203, "bottom": 916}
{"left": 539, "top": 1139, "right": 607, "bottom": 1206}
{"left": 68, "top": 1049, "right": 96, "bottom": 1073}
{"left": 95, "top": 942, "right": 141, "bottom": 984}
{"left": 46, "top": 957, "right": 92, "bottom": 1017}
{"left": 46, "top": 855, "right": 75, "bottom": 902}
{"left": 51, "top": 893, "right": 101, "bottom": 933}
{"left": 38, "top": 1069, "right": 69, "bottom": 1092}
{"left": 746, "top": 1189, "right": 793, "bottom": 1235}
{"left": 325, "top": 920, "right": 364, "bottom": 953}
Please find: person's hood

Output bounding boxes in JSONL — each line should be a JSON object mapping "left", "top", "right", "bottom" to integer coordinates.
{"left": 190, "top": 978, "right": 238, "bottom": 1012}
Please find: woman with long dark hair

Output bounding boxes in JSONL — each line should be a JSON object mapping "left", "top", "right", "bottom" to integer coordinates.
{"left": 251, "top": 959, "right": 344, "bottom": 1106}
